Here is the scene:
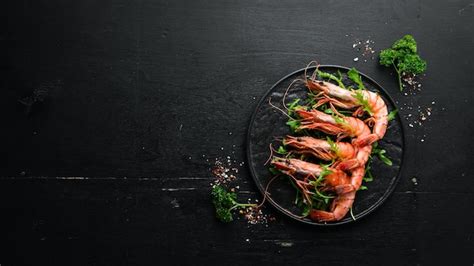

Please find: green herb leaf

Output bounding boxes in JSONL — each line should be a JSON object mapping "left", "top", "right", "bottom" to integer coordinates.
{"left": 286, "top": 98, "right": 302, "bottom": 116}
{"left": 324, "top": 108, "right": 334, "bottom": 114}
{"left": 363, "top": 165, "right": 374, "bottom": 182}
{"left": 378, "top": 153, "right": 393, "bottom": 166}
{"left": 211, "top": 185, "right": 257, "bottom": 223}
{"left": 276, "top": 145, "right": 288, "bottom": 155}
{"left": 286, "top": 120, "right": 301, "bottom": 133}
{"left": 326, "top": 136, "right": 340, "bottom": 157}
{"left": 347, "top": 67, "right": 366, "bottom": 90}
{"left": 317, "top": 70, "right": 346, "bottom": 89}
{"left": 370, "top": 142, "right": 393, "bottom": 166}
{"left": 301, "top": 204, "right": 311, "bottom": 217}
{"left": 352, "top": 90, "right": 373, "bottom": 115}
{"left": 387, "top": 109, "right": 398, "bottom": 121}
{"left": 333, "top": 114, "right": 348, "bottom": 126}
{"left": 379, "top": 35, "right": 427, "bottom": 91}
{"left": 269, "top": 166, "right": 280, "bottom": 175}
{"left": 358, "top": 185, "right": 368, "bottom": 191}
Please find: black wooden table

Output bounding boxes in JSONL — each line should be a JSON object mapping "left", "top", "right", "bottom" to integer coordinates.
{"left": 2, "top": 1, "right": 473, "bottom": 265}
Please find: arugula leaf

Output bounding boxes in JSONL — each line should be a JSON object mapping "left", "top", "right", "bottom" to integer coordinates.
{"left": 332, "top": 114, "right": 348, "bottom": 127}
{"left": 268, "top": 166, "right": 280, "bottom": 175}
{"left": 358, "top": 185, "right": 368, "bottom": 191}
{"left": 301, "top": 203, "right": 311, "bottom": 217}
{"left": 286, "top": 98, "right": 302, "bottom": 116}
{"left": 387, "top": 109, "right": 398, "bottom": 121}
{"left": 326, "top": 136, "right": 340, "bottom": 157}
{"left": 317, "top": 70, "right": 346, "bottom": 89}
{"left": 324, "top": 108, "right": 334, "bottom": 114}
{"left": 286, "top": 120, "right": 301, "bottom": 133}
{"left": 276, "top": 145, "right": 288, "bottom": 155}
{"left": 363, "top": 165, "right": 374, "bottom": 182}
{"left": 371, "top": 143, "right": 393, "bottom": 166}
{"left": 347, "top": 67, "right": 366, "bottom": 90}
{"left": 378, "top": 152, "right": 393, "bottom": 166}
{"left": 352, "top": 90, "right": 373, "bottom": 115}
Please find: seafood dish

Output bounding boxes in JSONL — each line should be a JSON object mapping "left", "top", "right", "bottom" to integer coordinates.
{"left": 267, "top": 63, "right": 396, "bottom": 222}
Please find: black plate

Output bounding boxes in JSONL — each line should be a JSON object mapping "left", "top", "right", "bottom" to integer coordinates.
{"left": 246, "top": 65, "right": 405, "bottom": 225}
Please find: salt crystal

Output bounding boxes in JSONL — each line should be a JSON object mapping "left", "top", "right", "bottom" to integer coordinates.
{"left": 353, "top": 57, "right": 359, "bottom": 62}
{"left": 409, "top": 124, "right": 414, "bottom": 128}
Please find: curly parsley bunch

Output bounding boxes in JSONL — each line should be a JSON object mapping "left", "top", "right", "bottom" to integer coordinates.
{"left": 379, "top": 35, "right": 427, "bottom": 91}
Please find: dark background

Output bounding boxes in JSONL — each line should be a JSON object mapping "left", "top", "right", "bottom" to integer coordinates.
{"left": 2, "top": 0, "right": 473, "bottom": 265}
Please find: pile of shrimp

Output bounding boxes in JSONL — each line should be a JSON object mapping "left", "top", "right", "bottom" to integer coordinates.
{"left": 269, "top": 63, "right": 389, "bottom": 222}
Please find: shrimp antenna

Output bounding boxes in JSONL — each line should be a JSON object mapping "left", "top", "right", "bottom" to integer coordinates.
{"left": 256, "top": 174, "right": 278, "bottom": 208}
{"left": 268, "top": 97, "right": 294, "bottom": 120}
{"left": 282, "top": 79, "right": 302, "bottom": 111}
{"left": 304, "top": 60, "right": 320, "bottom": 81}
{"left": 264, "top": 143, "right": 275, "bottom": 165}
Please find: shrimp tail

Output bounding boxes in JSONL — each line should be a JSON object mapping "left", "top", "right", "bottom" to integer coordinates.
{"left": 334, "top": 184, "right": 356, "bottom": 194}
{"left": 334, "top": 159, "right": 359, "bottom": 171}
{"left": 353, "top": 133, "right": 379, "bottom": 147}
{"left": 309, "top": 210, "right": 336, "bottom": 222}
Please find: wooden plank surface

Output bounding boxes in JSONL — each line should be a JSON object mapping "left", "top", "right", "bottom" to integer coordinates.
{"left": 2, "top": 0, "right": 473, "bottom": 265}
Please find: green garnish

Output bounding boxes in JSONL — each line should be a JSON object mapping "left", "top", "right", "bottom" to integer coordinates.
{"left": 353, "top": 90, "right": 373, "bottom": 115}
{"left": 269, "top": 166, "right": 280, "bottom": 175}
{"left": 387, "top": 109, "right": 398, "bottom": 121}
{"left": 363, "top": 164, "right": 374, "bottom": 182}
{"left": 301, "top": 204, "right": 311, "bottom": 217}
{"left": 286, "top": 120, "right": 301, "bottom": 133}
{"left": 333, "top": 114, "right": 348, "bottom": 126}
{"left": 347, "top": 67, "right": 366, "bottom": 90}
{"left": 211, "top": 185, "right": 257, "bottom": 223}
{"left": 317, "top": 70, "right": 345, "bottom": 89}
{"left": 287, "top": 98, "right": 303, "bottom": 116}
{"left": 371, "top": 142, "right": 393, "bottom": 166}
{"left": 379, "top": 35, "right": 427, "bottom": 91}
{"left": 276, "top": 145, "right": 288, "bottom": 155}
{"left": 324, "top": 108, "right": 334, "bottom": 114}
{"left": 326, "top": 136, "right": 340, "bottom": 157}
{"left": 358, "top": 185, "right": 368, "bottom": 191}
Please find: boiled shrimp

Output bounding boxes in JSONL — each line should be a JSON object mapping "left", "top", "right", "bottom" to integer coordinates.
{"left": 309, "top": 190, "right": 356, "bottom": 222}
{"left": 283, "top": 135, "right": 356, "bottom": 162}
{"left": 271, "top": 157, "right": 350, "bottom": 190}
{"left": 306, "top": 78, "right": 388, "bottom": 145}
{"left": 296, "top": 109, "right": 372, "bottom": 146}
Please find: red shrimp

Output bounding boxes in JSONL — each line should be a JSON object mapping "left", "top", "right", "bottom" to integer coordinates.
{"left": 306, "top": 79, "right": 388, "bottom": 145}
{"left": 271, "top": 157, "right": 350, "bottom": 190}
{"left": 309, "top": 190, "right": 356, "bottom": 222}
{"left": 296, "top": 109, "right": 372, "bottom": 146}
{"left": 283, "top": 136, "right": 356, "bottom": 162}
{"left": 309, "top": 162, "right": 368, "bottom": 222}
